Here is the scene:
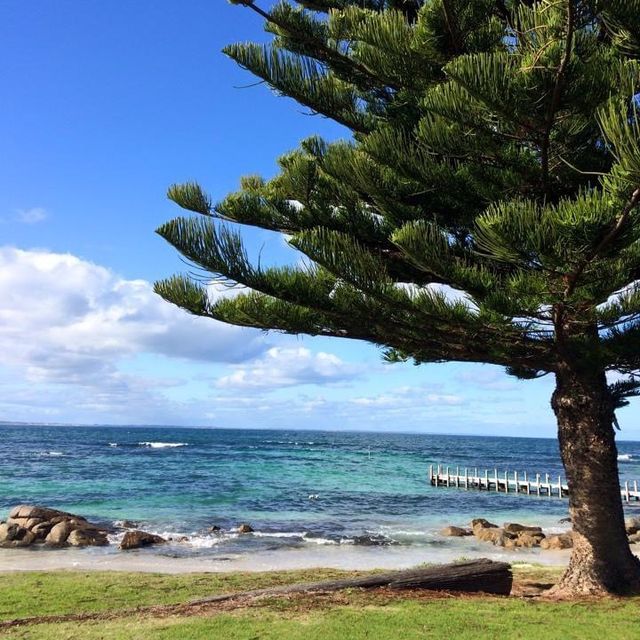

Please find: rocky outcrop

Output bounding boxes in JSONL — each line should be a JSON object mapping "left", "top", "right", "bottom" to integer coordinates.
{"left": 503, "top": 523, "right": 543, "bottom": 535}
{"left": 471, "top": 518, "right": 498, "bottom": 531}
{"left": 1, "top": 505, "right": 111, "bottom": 549}
{"left": 440, "top": 526, "right": 472, "bottom": 537}
{"left": 474, "top": 527, "right": 507, "bottom": 546}
{"left": 513, "top": 531, "right": 546, "bottom": 548}
{"left": 627, "top": 532, "right": 640, "bottom": 544}
{"left": 0, "top": 522, "right": 36, "bottom": 548}
{"left": 625, "top": 516, "right": 640, "bottom": 535}
{"left": 237, "top": 523, "right": 254, "bottom": 534}
{"left": 439, "top": 517, "right": 571, "bottom": 551}
{"left": 540, "top": 533, "right": 573, "bottom": 550}
{"left": 119, "top": 530, "right": 166, "bottom": 550}
{"left": 68, "top": 528, "right": 109, "bottom": 547}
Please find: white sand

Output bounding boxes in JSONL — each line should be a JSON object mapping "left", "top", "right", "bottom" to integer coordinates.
{"left": 0, "top": 543, "right": 571, "bottom": 574}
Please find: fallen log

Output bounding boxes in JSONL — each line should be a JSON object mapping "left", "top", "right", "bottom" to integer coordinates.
{"left": 189, "top": 559, "right": 512, "bottom": 605}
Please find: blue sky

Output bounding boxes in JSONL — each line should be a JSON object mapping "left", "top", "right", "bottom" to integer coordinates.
{"left": 1, "top": 1, "right": 636, "bottom": 438}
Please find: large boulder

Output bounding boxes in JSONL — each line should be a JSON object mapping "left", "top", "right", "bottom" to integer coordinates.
{"left": 0, "top": 522, "right": 35, "bottom": 548}
{"left": 625, "top": 517, "right": 640, "bottom": 535}
{"left": 514, "top": 531, "right": 546, "bottom": 548}
{"left": 9, "top": 505, "right": 82, "bottom": 523}
{"left": 474, "top": 527, "right": 507, "bottom": 546}
{"left": 237, "top": 523, "right": 254, "bottom": 534}
{"left": 540, "top": 533, "right": 573, "bottom": 550}
{"left": 68, "top": 528, "right": 109, "bottom": 547}
{"left": 503, "top": 523, "right": 543, "bottom": 535}
{"left": 471, "top": 518, "right": 498, "bottom": 531}
{"left": 119, "top": 530, "right": 166, "bottom": 550}
{"left": 3, "top": 505, "right": 111, "bottom": 549}
{"left": 45, "top": 521, "right": 73, "bottom": 546}
{"left": 31, "top": 522, "right": 54, "bottom": 540}
{"left": 628, "top": 532, "right": 640, "bottom": 545}
{"left": 440, "top": 526, "right": 473, "bottom": 537}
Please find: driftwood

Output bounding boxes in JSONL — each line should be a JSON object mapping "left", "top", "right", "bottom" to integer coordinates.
{"left": 189, "top": 559, "right": 512, "bottom": 606}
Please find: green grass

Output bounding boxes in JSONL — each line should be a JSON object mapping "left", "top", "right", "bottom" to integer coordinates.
{"left": 1, "top": 566, "right": 638, "bottom": 640}
{"left": 0, "top": 568, "right": 362, "bottom": 618}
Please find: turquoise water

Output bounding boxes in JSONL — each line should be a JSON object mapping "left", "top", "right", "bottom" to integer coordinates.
{"left": 1, "top": 426, "right": 639, "bottom": 562}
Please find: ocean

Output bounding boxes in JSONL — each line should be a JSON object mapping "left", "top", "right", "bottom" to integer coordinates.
{"left": 1, "top": 425, "right": 639, "bottom": 571}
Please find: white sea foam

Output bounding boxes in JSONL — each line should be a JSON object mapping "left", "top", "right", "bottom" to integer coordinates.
{"left": 108, "top": 443, "right": 119, "bottom": 447}
{"left": 38, "top": 451, "right": 64, "bottom": 457}
{"left": 252, "top": 531, "right": 306, "bottom": 539}
{"left": 304, "top": 536, "right": 339, "bottom": 545}
{"left": 138, "top": 442, "right": 188, "bottom": 449}
{"left": 618, "top": 454, "right": 634, "bottom": 462}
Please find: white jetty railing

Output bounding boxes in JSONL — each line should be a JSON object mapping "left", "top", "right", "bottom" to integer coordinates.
{"left": 429, "top": 464, "right": 640, "bottom": 502}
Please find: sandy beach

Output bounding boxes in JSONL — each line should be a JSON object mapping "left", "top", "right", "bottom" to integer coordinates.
{"left": 0, "top": 542, "right": 573, "bottom": 574}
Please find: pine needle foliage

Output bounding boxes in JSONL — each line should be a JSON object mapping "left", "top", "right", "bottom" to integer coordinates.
{"left": 157, "top": 0, "right": 640, "bottom": 407}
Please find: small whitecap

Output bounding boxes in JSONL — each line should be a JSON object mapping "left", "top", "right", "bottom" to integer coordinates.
{"left": 138, "top": 442, "right": 188, "bottom": 449}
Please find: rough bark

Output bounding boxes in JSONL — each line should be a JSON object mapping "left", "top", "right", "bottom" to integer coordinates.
{"left": 550, "top": 363, "right": 640, "bottom": 596}
{"left": 188, "top": 559, "right": 513, "bottom": 605}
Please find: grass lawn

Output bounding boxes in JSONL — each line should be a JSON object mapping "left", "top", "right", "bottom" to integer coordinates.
{"left": 1, "top": 565, "right": 638, "bottom": 639}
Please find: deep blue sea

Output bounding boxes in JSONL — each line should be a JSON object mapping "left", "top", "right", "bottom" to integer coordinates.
{"left": 1, "top": 426, "right": 639, "bottom": 568}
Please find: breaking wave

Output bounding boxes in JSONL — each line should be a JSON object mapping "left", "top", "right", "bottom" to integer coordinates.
{"left": 138, "top": 442, "right": 188, "bottom": 449}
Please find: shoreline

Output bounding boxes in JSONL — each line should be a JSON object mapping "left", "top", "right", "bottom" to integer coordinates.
{"left": 0, "top": 543, "right": 573, "bottom": 574}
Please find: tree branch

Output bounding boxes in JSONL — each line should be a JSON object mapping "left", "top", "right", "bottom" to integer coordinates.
{"left": 234, "top": 0, "right": 401, "bottom": 92}
{"left": 540, "top": 0, "right": 575, "bottom": 199}
{"left": 564, "top": 187, "right": 640, "bottom": 298}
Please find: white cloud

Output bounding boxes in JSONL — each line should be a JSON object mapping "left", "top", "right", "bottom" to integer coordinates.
{"left": 0, "top": 246, "right": 266, "bottom": 391}
{"left": 216, "top": 346, "right": 361, "bottom": 390}
{"left": 16, "top": 207, "right": 48, "bottom": 224}
{"left": 351, "top": 386, "right": 463, "bottom": 408}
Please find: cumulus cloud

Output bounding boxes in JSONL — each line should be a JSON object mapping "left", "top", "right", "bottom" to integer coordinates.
{"left": 351, "top": 386, "right": 463, "bottom": 408}
{"left": 0, "top": 246, "right": 266, "bottom": 388}
{"left": 16, "top": 207, "right": 48, "bottom": 224}
{"left": 215, "top": 346, "right": 361, "bottom": 389}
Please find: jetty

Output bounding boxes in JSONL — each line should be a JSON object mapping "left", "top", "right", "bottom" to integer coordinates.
{"left": 429, "top": 465, "right": 640, "bottom": 503}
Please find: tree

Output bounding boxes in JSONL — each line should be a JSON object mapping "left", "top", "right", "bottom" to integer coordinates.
{"left": 155, "top": 0, "right": 640, "bottom": 596}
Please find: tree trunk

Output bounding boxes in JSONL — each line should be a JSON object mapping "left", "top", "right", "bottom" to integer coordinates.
{"left": 550, "top": 364, "right": 640, "bottom": 596}
{"left": 188, "top": 559, "right": 513, "bottom": 606}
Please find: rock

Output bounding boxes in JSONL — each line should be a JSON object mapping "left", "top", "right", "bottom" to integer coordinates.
{"left": 471, "top": 518, "right": 498, "bottom": 531}
{"left": 116, "top": 520, "right": 138, "bottom": 529}
{"left": 119, "top": 530, "right": 166, "bottom": 550}
{"left": 625, "top": 516, "right": 640, "bottom": 535}
{"left": 0, "top": 523, "right": 35, "bottom": 547}
{"left": 540, "top": 533, "right": 573, "bottom": 550}
{"left": 440, "top": 526, "right": 472, "bottom": 537}
{"left": 2, "top": 505, "right": 111, "bottom": 549}
{"left": 558, "top": 517, "right": 571, "bottom": 524}
{"left": 208, "top": 525, "right": 221, "bottom": 533}
{"left": 515, "top": 531, "right": 546, "bottom": 548}
{"left": 67, "top": 529, "right": 109, "bottom": 547}
{"left": 0, "top": 522, "right": 18, "bottom": 543}
{"left": 9, "top": 505, "right": 81, "bottom": 523}
{"left": 237, "top": 523, "right": 254, "bottom": 534}
{"left": 352, "top": 534, "right": 395, "bottom": 546}
{"left": 628, "top": 532, "right": 640, "bottom": 544}
{"left": 45, "top": 521, "right": 73, "bottom": 546}
{"left": 31, "top": 522, "right": 54, "bottom": 540}
{"left": 474, "top": 527, "right": 507, "bottom": 546}
{"left": 503, "top": 523, "right": 542, "bottom": 535}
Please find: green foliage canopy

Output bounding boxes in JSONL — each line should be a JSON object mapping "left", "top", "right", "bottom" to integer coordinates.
{"left": 156, "top": 0, "right": 640, "bottom": 404}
